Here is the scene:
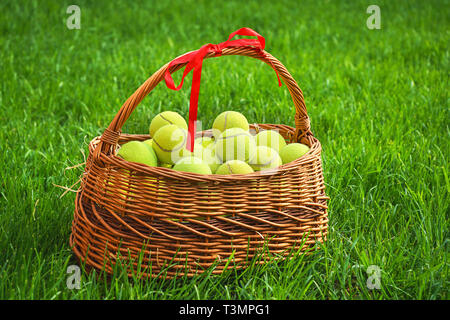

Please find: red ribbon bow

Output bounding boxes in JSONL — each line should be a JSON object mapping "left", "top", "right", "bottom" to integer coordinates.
{"left": 164, "top": 27, "right": 282, "bottom": 151}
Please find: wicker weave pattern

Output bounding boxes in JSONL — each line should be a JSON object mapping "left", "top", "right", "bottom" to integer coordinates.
{"left": 70, "top": 47, "right": 328, "bottom": 278}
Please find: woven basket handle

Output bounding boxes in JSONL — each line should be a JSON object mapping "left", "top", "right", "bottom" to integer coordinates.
{"left": 94, "top": 46, "right": 311, "bottom": 159}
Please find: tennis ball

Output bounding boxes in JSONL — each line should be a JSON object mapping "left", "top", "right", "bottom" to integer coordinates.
{"left": 279, "top": 143, "right": 310, "bottom": 164}
{"left": 149, "top": 111, "right": 187, "bottom": 137}
{"left": 255, "top": 130, "right": 287, "bottom": 153}
{"left": 116, "top": 141, "right": 158, "bottom": 167}
{"left": 195, "top": 136, "right": 215, "bottom": 149}
{"left": 105, "top": 169, "right": 131, "bottom": 198}
{"left": 250, "top": 146, "right": 282, "bottom": 171}
{"left": 152, "top": 125, "right": 191, "bottom": 164}
{"left": 216, "top": 160, "right": 254, "bottom": 175}
{"left": 104, "top": 173, "right": 133, "bottom": 214}
{"left": 173, "top": 156, "right": 212, "bottom": 175}
{"left": 143, "top": 139, "right": 153, "bottom": 149}
{"left": 193, "top": 143, "right": 221, "bottom": 173}
{"left": 212, "top": 111, "right": 249, "bottom": 139}
{"left": 159, "top": 163, "right": 173, "bottom": 169}
{"left": 215, "top": 128, "right": 256, "bottom": 163}
{"left": 202, "top": 139, "right": 216, "bottom": 156}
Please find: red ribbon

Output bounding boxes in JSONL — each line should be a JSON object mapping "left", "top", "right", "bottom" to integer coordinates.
{"left": 164, "top": 27, "right": 282, "bottom": 151}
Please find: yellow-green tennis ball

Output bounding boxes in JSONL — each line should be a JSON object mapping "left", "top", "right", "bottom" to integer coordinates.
{"left": 173, "top": 156, "right": 212, "bottom": 175}
{"left": 203, "top": 139, "right": 216, "bottom": 155}
{"left": 255, "top": 130, "right": 287, "bottom": 153}
{"left": 143, "top": 138, "right": 153, "bottom": 149}
{"left": 215, "top": 160, "right": 254, "bottom": 175}
{"left": 195, "top": 136, "right": 215, "bottom": 149}
{"left": 279, "top": 143, "right": 310, "bottom": 164}
{"left": 152, "top": 125, "right": 189, "bottom": 164}
{"left": 159, "top": 163, "right": 173, "bottom": 169}
{"left": 193, "top": 144, "right": 221, "bottom": 173}
{"left": 116, "top": 141, "right": 158, "bottom": 167}
{"left": 250, "top": 146, "right": 282, "bottom": 171}
{"left": 105, "top": 169, "right": 131, "bottom": 199}
{"left": 212, "top": 111, "right": 249, "bottom": 139}
{"left": 215, "top": 128, "right": 256, "bottom": 162}
{"left": 149, "top": 111, "right": 187, "bottom": 137}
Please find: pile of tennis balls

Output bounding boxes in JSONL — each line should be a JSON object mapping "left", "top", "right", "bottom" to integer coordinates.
{"left": 116, "top": 111, "right": 310, "bottom": 175}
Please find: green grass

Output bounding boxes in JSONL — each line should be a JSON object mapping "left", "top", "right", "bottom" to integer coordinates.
{"left": 0, "top": 0, "right": 448, "bottom": 299}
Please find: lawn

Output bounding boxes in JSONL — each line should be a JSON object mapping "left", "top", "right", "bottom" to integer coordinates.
{"left": 0, "top": 0, "right": 448, "bottom": 300}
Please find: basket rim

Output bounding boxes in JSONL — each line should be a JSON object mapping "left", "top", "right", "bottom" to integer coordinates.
{"left": 89, "top": 124, "right": 322, "bottom": 182}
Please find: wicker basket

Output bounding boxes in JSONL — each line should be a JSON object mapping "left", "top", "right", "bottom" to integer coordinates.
{"left": 69, "top": 45, "right": 329, "bottom": 279}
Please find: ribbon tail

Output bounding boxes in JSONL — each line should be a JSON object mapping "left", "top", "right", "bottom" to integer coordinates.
{"left": 186, "top": 63, "right": 203, "bottom": 152}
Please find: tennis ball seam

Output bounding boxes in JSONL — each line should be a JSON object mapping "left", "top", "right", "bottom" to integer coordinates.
{"left": 223, "top": 111, "right": 229, "bottom": 131}
{"left": 159, "top": 113, "right": 174, "bottom": 125}
{"left": 150, "top": 111, "right": 187, "bottom": 137}
{"left": 153, "top": 130, "right": 187, "bottom": 152}
{"left": 251, "top": 154, "right": 279, "bottom": 168}
{"left": 226, "top": 162, "right": 233, "bottom": 174}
